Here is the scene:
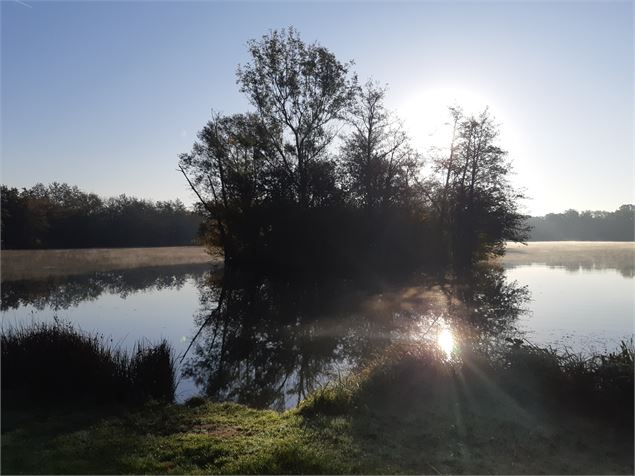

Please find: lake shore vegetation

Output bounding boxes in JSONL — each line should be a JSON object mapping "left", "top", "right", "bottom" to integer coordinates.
{"left": 1, "top": 321, "right": 176, "bottom": 408}
{"left": 2, "top": 332, "right": 632, "bottom": 474}
{"left": 0, "top": 245, "right": 220, "bottom": 281}
{"left": 528, "top": 205, "right": 634, "bottom": 241}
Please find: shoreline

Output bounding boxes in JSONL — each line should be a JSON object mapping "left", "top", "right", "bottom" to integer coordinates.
{"left": 3, "top": 241, "right": 633, "bottom": 282}
{"left": 3, "top": 340, "right": 633, "bottom": 474}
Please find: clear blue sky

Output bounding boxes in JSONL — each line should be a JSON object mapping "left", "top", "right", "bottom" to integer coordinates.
{"left": 2, "top": 1, "right": 633, "bottom": 216}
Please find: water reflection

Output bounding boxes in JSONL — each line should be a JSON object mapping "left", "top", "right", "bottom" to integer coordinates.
{"left": 1, "top": 263, "right": 211, "bottom": 312}
{"left": 502, "top": 243, "right": 635, "bottom": 278}
{"left": 182, "top": 266, "right": 529, "bottom": 409}
{"left": 1, "top": 243, "right": 630, "bottom": 406}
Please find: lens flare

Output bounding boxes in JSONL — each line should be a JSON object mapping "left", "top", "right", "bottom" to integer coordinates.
{"left": 437, "top": 328, "right": 454, "bottom": 358}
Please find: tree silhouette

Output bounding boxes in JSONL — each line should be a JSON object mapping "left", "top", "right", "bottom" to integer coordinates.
{"left": 340, "top": 80, "right": 420, "bottom": 211}
{"left": 237, "top": 27, "right": 358, "bottom": 208}
{"left": 429, "top": 108, "right": 529, "bottom": 266}
{"left": 179, "top": 28, "right": 528, "bottom": 273}
{"left": 1, "top": 184, "right": 202, "bottom": 249}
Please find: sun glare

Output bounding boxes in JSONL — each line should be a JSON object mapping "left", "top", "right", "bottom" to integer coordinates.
{"left": 398, "top": 86, "right": 491, "bottom": 151}
{"left": 437, "top": 327, "right": 455, "bottom": 359}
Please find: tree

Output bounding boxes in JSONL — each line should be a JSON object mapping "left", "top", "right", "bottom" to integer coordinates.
{"left": 528, "top": 205, "right": 634, "bottom": 241}
{"left": 180, "top": 28, "right": 529, "bottom": 271}
{"left": 179, "top": 113, "right": 272, "bottom": 261}
{"left": 340, "top": 81, "right": 420, "bottom": 210}
{"left": 236, "top": 27, "right": 357, "bottom": 208}
{"left": 431, "top": 108, "right": 528, "bottom": 265}
{"left": 181, "top": 28, "right": 358, "bottom": 267}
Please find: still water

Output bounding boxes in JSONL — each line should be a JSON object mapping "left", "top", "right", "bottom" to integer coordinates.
{"left": 2, "top": 243, "right": 633, "bottom": 409}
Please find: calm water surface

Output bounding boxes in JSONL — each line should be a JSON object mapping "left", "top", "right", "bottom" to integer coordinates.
{"left": 2, "top": 243, "right": 633, "bottom": 408}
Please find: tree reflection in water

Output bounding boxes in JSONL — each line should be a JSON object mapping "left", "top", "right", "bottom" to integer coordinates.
{"left": 0, "top": 263, "right": 211, "bottom": 312}
{"left": 182, "top": 265, "right": 529, "bottom": 410}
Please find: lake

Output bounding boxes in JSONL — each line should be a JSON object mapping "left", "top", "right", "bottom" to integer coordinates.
{"left": 1, "top": 242, "right": 633, "bottom": 409}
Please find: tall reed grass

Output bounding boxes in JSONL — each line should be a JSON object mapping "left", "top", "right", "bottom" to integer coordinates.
{"left": 1, "top": 321, "right": 175, "bottom": 407}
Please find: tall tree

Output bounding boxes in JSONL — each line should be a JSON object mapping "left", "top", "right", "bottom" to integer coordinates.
{"left": 237, "top": 27, "right": 357, "bottom": 207}
{"left": 178, "top": 113, "right": 272, "bottom": 261}
{"left": 432, "top": 109, "right": 528, "bottom": 265}
{"left": 340, "top": 81, "right": 420, "bottom": 210}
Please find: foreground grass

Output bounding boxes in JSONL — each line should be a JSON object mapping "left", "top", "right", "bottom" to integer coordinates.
{"left": 2, "top": 401, "right": 358, "bottom": 475}
{"left": 3, "top": 343, "right": 633, "bottom": 475}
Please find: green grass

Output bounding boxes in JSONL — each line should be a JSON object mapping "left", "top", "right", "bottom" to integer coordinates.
{"left": 1, "top": 401, "right": 359, "bottom": 475}
{"left": 3, "top": 342, "right": 633, "bottom": 474}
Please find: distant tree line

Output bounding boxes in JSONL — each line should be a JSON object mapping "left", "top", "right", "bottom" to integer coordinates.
{"left": 528, "top": 205, "right": 634, "bottom": 241}
{"left": 1, "top": 183, "right": 203, "bottom": 249}
{"left": 179, "top": 27, "right": 528, "bottom": 273}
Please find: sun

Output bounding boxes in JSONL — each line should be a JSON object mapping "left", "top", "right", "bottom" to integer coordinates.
{"left": 398, "top": 86, "right": 490, "bottom": 151}
{"left": 437, "top": 327, "right": 455, "bottom": 359}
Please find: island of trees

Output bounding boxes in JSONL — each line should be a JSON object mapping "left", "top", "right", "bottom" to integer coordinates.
{"left": 179, "top": 27, "right": 527, "bottom": 273}
{"left": 4, "top": 29, "right": 631, "bottom": 261}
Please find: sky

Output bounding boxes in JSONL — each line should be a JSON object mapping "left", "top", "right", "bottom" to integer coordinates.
{"left": 1, "top": 1, "right": 633, "bottom": 216}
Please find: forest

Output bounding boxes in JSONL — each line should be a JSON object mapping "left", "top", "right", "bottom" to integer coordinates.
{"left": 528, "top": 205, "right": 634, "bottom": 241}
{"left": 0, "top": 183, "right": 202, "bottom": 249}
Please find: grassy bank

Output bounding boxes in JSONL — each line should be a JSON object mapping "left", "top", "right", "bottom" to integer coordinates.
{"left": 2, "top": 339, "right": 633, "bottom": 474}
{"left": 0, "top": 246, "right": 222, "bottom": 281}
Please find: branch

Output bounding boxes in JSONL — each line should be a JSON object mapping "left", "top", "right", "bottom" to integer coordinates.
{"left": 178, "top": 165, "right": 215, "bottom": 217}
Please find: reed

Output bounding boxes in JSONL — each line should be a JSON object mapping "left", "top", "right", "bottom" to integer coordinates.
{"left": 1, "top": 321, "right": 176, "bottom": 406}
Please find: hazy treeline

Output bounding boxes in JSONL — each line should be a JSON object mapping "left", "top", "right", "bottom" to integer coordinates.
{"left": 180, "top": 28, "right": 527, "bottom": 272}
{"left": 1, "top": 183, "right": 203, "bottom": 249}
{"left": 528, "top": 205, "right": 634, "bottom": 241}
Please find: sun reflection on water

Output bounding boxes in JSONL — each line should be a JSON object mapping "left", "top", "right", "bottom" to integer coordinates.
{"left": 437, "top": 327, "right": 455, "bottom": 359}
